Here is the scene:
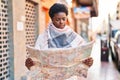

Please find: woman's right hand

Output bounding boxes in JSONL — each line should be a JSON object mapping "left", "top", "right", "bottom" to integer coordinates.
{"left": 25, "top": 58, "right": 35, "bottom": 70}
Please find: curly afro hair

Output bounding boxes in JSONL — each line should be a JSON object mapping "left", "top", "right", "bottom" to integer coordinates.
{"left": 49, "top": 3, "right": 68, "bottom": 19}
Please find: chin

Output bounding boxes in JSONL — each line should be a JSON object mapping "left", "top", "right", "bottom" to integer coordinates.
{"left": 56, "top": 26, "right": 64, "bottom": 29}
{"left": 59, "top": 25, "right": 65, "bottom": 29}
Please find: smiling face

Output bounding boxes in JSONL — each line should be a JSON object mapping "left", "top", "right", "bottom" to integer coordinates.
{"left": 52, "top": 12, "right": 67, "bottom": 29}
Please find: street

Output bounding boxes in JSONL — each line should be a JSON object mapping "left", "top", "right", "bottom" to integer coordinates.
{"left": 87, "top": 38, "right": 120, "bottom": 80}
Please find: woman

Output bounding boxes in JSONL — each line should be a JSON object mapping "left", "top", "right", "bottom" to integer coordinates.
{"left": 25, "top": 3, "right": 93, "bottom": 79}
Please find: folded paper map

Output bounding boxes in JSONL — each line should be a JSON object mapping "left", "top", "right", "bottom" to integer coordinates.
{"left": 26, "top": 41, "right": 94, "bottom": 80}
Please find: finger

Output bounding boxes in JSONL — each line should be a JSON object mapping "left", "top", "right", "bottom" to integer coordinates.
{"left": 25, "top": 58, "right": 34, "bottom": 70}
{"left": 82, "top": 57, "right": 93, "bottom": 67}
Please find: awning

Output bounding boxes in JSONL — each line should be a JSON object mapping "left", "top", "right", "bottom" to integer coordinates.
{"left": 76, "top": 0, "right": 93, "bottom": 6}
{"left": 75, "top": 0, "right": 98, "bottom": 17}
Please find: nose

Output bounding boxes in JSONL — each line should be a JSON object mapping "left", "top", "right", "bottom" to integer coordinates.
{"left": 60, "top": 19, "right": 64, "bottom": 24}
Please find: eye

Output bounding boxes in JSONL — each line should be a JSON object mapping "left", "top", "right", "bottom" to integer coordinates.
{"left": 56, "top": 19, "right": 60, "bottom": 21}
{"left": 63, "top": 18, "right": 66, "bottom": 21}
{"left": 63, "top": 17, "right": 67, "bottom": 21}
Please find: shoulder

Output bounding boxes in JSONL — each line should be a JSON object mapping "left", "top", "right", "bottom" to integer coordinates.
{"left": 37, "top": 30, "right": 48, "bottom": 39}
{"left": 35, "top": 30, "right": 48, "bottom": 49}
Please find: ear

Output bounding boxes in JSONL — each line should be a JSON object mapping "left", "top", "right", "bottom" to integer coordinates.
{"left": 51, "top": 18, "right": 53, "bottom": 21}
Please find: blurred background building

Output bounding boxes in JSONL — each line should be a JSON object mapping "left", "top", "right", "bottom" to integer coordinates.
{"left": 0, "top": 0, "right": 120, "bottom": 80}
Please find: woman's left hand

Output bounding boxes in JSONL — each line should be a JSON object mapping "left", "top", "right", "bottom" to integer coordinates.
{"left": 82, "top": 57, "right": 93, "bottom": 67}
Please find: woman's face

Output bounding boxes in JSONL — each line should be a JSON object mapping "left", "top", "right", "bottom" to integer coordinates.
{"left": 52, "top": 12, "right": 67, "bottom": 29}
